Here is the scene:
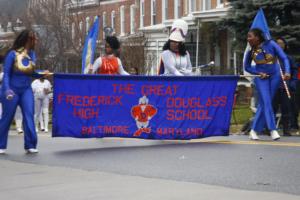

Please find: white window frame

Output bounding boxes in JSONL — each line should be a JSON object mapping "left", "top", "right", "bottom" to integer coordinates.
{"left": 216, "top": 0, "right": 224, "bottom": 8}
{"left": 202, "top": 0, "right": 211, "bottom": 11}
{"left": 103, "top": 12, "right": 106, "bottom": 39}
{"left": 111, "top": 10, "right": 115, "bottom": 31}
{"left": 162, "top": 0, "right": 168, "bottom": 21}
{"left": 140, "top": 0, "right": 144, "bottom": 28}
{"left": 188, "top": 0, "right": 196, "bottom": 13}
{"left": 120, "top": 5, "right": 125, "bottom": 36}
{"left": 151, "top": 0, "right": 156, "bottom": 25}
{"left": 130, "top": 5, "right": 135, "bottom": 34}
{"left": 174, "top": 0, "right": 181, "bottom": 19}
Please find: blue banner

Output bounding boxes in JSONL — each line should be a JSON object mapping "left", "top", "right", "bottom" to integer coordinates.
{"left": 52, "top": 74, "right": 238, "bottom": 140}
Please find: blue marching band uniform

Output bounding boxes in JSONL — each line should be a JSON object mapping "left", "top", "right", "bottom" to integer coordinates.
{"left": 0, "top": 48, "right": 41, "bottom": 152}
{"left": 244, "top": 40, "right": 290, "bottom": 139}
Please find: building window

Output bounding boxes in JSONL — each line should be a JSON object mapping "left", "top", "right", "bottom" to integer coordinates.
{"left": 120, "top": 5, "right": 125, "bottom": 36}
{"left": 162, "top": 0, "right": 168, "bottom": 21}
{"left": 217, "top": 0, "right": 224, "bottom": 8}
{"left": 111, "top": 10, "right": 115, "bottom": 31}
{"left": 188, "top": 0, "right": 196, "bottom": 13}
{"left": 202, "top": 0, "right": 211, "bottom": 11}
{"left": 103, "top": 12, "right": 106, "bottom": 39}
{"left": 130, "top": 5, "right": 135, "bottom": 34}
{"left": 86, "top": 17, "right": 90, "bottom": 34}
{"left": 140, "top": 0, "right": 144, "bottom": 28}
{"left": 151, "top": 0, "right": 156, "bottom": 25}
{"left": 174, "top": 0, "right": 181, "bottom": 19}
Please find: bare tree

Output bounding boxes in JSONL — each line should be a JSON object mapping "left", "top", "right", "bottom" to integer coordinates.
{"left": 25, "top": 0, "right": 100, "bottom": 73}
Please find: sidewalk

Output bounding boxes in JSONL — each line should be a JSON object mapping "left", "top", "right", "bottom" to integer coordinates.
{"left": 0, "top": 159, "right": 299, "bottom": 200}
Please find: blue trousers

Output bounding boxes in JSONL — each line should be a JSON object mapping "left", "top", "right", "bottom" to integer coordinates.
{"left": 0, "top": 87, "right": 37, "bottom": 149}
{"left": 252, "top": 74, "right": 281, "bottom": 132}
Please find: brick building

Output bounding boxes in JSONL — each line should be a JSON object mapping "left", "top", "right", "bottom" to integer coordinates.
{"left": 28, "top": 0, "right": 234, "bottom": 74}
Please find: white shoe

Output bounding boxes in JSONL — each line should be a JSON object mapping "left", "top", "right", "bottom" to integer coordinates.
{"left": 249, "top": 130, "right": 260, "bottom": 140}
{"left": 0, "top": 149, "right": 6, "bottom": 154}
{"left": 271, "top": 130, "right": 280, "bottom": 140}
{"left": 17, "top": 128, "right": 23, "bottom": 134}
{"left": 44, "top": 129, "right": 49, "bottom": 133}
{"left": 26, "top": 148, "right": 39, "bottom": 154}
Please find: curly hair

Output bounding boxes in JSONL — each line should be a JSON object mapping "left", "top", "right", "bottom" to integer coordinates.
{"left": 105, "top": 36, "right": 120, "bottom": 50}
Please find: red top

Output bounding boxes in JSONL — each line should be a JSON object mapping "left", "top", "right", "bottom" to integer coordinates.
{"left": 98, "top": 56, "right": 119, "bottom": 75}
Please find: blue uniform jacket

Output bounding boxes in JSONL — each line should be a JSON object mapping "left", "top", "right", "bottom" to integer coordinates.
{"left": 244, "top": 40, "right": 290, "bottom": 76}
{"left": 1, "top": 50, "right": 42, "bottom": 97}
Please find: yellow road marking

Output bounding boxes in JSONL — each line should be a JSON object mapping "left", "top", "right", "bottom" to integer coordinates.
{"left": 192, "top": 140, "right": 300, "bottom": 147}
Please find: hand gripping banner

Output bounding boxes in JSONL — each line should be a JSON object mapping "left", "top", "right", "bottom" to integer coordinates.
{"left": 52, "top": 74, "right": 238, "bottom": 140}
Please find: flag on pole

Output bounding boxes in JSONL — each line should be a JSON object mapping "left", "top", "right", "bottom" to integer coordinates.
{"left": 250, "top": 8, "right": 271, "bottom": 41}
{"left": 82, "top": 16, "right": 99, "bottom": 74}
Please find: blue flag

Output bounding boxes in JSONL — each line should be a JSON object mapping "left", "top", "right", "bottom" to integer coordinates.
{"left": 82, "top": 16, "right": 99, "bottom": 74}
{"left": 250, "top": 8, "right": 271, "bottom": 40}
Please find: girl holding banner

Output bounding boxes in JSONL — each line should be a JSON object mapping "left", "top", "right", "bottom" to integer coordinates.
{"left": 158, "top": 19, "right": 193, "bottom": 76}
{"left": 244, "top": 28, "right": 291, "bottom": 140}
{"left": 0, "top": 30, "right": 51, "bottom": 154}
{"left": 85, "top": 36, "right": 129, "bottom": 75}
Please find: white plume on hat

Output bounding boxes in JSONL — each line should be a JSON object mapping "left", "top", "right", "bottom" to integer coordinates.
{"left": 171, "top": 19, "right": 188, "bottom": 36}
{"left": 169, "top": 19, "right": 188, "bottom": 42}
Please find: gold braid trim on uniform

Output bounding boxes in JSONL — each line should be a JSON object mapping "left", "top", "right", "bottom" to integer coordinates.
{"left": 14, "top": 48, "right": 35, "bottom": 74}
{"left": 251, "top": 48, "right": 276, "bottom": 65}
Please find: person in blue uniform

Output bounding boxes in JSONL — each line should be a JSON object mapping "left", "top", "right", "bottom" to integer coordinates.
{"left": 273, "top": 37, "right": 299, "bottom": 136}
{"left": 244, "top": 28, "right": 291, "bottom": 140}
{"left": 0, "top": 29, "right": 50, "bottom": 154}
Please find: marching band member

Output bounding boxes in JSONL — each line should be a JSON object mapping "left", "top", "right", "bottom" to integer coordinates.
{"left": 85, "top": 36, "right": 129, "bottom": 75}
{"left": 273, "top": 37, "right": 299, "bottom": 136}
{"left": 158, "top": 19, "right": 192, "bottom": 76}
{"left": 32, "top": 77, "right": 52, "bottom": 133}
{"left": 244, "top": 28, "right": 290, "bottom": 140}
{"left": 0, "top": 29, "right": 51, "bottom": 154}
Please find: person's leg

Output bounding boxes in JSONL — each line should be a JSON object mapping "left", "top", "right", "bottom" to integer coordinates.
{"left": 280, "top": 89, "right": 291, "bottom": 136}
{"left": 289, "top": 91, "right": 299, "bottom": 129}
{"left": 42, "top": 97, "right": 49, "bottom": 132}
{"left": 34, "top": 97, "right": 42, "bottom": 132}
{"left": 15, "top": 106, "right": 23, "bottom": 133}
{"left": 251, "top": 76, "right": 280, "bottom": 140}
{"left": 0, "top": 94, "right": 19, "bottom": 150}
{"left": 268, "top": 74, "right": 281, "bottom": 139}
{"left": 20, "top": 88, "right": 38, "bottom": 150}
{"left": 251, "top": 78, "right": 271, "bottom": 132}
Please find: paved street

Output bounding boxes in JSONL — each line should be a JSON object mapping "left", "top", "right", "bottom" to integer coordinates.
{"left": 1, "top": 130, "right": 300, "bottom": 200}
